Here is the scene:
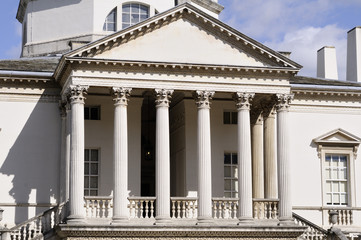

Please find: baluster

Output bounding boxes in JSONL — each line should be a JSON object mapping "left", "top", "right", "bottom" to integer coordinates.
{"left": 267, "top": 201, "right": 272, "bottom": 219}
{"left": 193, "top": 200, "right": 197, "bottom": 218}
{"left": 129, "top": 199, "right": 133, "bottom": 218}
{"left": 140, "top": 200, "right": 144, "bottom": 218}
{"left": 213, "top": 201, "right": 217, "bottom": 219}
{"left": 144, "top": 200, "right": 149, "bottom": 218}
{"left": 150, "top": 200, "right": 155, "bottom": 218}
{"left": 273, "top": 202, "right": 278, "bottom": 219}
{"left": 232, "top": 200, "right": 237, "bottom": 219}
{"left": 186, "top": 200, "right": 191, "bottom": 218}
{"left": 135, "top": 200, "right": 139, "bottom": 218}
{"left": 216, "top": 201, "right": 221, "bottom": 219}
{"left": 176, "top": 200, "right": 180, "bottom": 219}
{"left": 253, "top": 202, "right": 258, "bottom": 219}
{"left": 349, "top": 210, "right": 353, "bottom": 225}
{"left": 182, "top": 201, "right": 186, "bottom": 219}
{"left": 171, "top": 200, "right": 176, "bottom": 219}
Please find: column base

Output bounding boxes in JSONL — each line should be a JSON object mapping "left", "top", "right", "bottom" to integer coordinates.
{"left": 66, "top": 215, "right": 86, "bottom": 224}
{"left": 112, "top": 216, "right": 129, "bottom": 225}
{"left": 278, "top": 216, "right": 295, "bottom": 225}
{"left": 155, "top": 216, "right": 172, "bottom": 225}
{"left": 237, "top": 216, "right": 254, "bottom": 225}
{"left": 197, "top": 216, "right": 214, "bottom": 225}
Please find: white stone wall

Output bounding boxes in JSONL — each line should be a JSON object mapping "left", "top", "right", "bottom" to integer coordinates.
{"left": 289, "top": 101, "right": 361, "bottom": 227}
{"left": 0, "top": 99, "right": 61, "bottom": 226}
{"left": 84, "top": 95, "right": 142, "bottom": 197}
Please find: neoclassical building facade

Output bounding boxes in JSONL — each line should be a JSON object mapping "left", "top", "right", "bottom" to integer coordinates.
{"left": 0, "top": 1, "right": 361, "bottom": 240}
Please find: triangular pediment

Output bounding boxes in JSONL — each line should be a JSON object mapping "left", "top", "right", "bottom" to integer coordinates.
{"left": 66, "top": 3, "right": 301, "bottom": 70}
{"left": 313, "top": 128, "right": 361, "bottom": 145}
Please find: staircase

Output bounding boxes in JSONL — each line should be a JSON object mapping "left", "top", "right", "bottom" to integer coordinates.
{"left": 7, "top": 202, "right": 67, "bottom": 240}
{"left": 293, "top": 212, "right": 328, "bottom": 240}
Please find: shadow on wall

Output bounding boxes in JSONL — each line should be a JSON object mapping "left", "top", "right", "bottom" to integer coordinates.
{"left": 0, "top": 97, "right": 61, "bottom": 225}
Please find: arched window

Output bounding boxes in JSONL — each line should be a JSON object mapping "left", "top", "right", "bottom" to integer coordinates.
{"left": 103, "top": 8, "right": 117, "bottom": 32}
{"left": 122, "top": 3, "right": 149, "bottom": 29}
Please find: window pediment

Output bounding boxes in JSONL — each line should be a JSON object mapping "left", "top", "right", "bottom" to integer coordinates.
{"left": 313, "top": 128, "right": 361, "bottom": 158}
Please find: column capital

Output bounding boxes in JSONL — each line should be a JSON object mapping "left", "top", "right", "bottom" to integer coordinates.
{"left": 193, "top": 90, "right": 215, "bottom": 109}
{"left": 113, "top": 87, "right": 132, "bottom": 106}
{"left": 276, "top": 94, "right": 294, "bottom": 112}
{"left": 233, "top": 92, "right": 255, "bottom": 110}
{"left": 155, "top": 89, "right": 173, "bottom": 107}
{"left": 68, "top": 85, "right": 89, "bottom": 104}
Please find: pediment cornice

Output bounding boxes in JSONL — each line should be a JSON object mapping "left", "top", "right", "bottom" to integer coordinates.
{"left": 55, "top": 3, "right": 301, "bottom": 81}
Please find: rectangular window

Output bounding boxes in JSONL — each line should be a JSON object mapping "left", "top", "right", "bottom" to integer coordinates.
{"left": 223, "top": 111, "right": 237, "bottom": 124}
{"left": 325, "top": 154, "right": 348, "bottom": 205}
{"left": 84, "top": 149, "right": 99, "bottom": 196}
{"left": 224, "top": 153, "right": 238, "bottom": 198}
{"left": 84, "top": 106, "right": 100, "bottom": 120}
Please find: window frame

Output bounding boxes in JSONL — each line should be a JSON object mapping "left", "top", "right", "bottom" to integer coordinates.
{"left": 223, "top": 111, "right": 238, "bottom": 125}
{"left": 84, "top": 148, "right": 100, "bottom": 196}
{"left": 314, "top": 128, "right": 360, "bottom": 208}
{"left": 224, "top": 152, "right": 238, "bottom": 198}
{"left": 84, "top": 106, "right": 101, "bottom": 120}
{"left": 102, "top": 2, "right": 156, "bottom": 32}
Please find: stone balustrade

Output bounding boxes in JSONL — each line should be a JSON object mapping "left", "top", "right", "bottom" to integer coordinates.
{"left": 9, "top": 202, "right": 67, "bottom": 240}
{"left": 212, "top": 198, "right": 238, "bottom": 219}
{"left": 84, "top": 196, "right": 113, "bottom": 218}
{"left": 128, "top": 197, "right": 156, "bottom": 219}
{"left": 328, "top": 208, "right": 353, "bottom": 225}
{"left": 293, "top": 212, "right": 327, "bottom": 240}
{"left": 171, "top": 197, "right": 197, "bottom": 219}
{"left": 253, "top": 198, "right": 278, "bottom": 220}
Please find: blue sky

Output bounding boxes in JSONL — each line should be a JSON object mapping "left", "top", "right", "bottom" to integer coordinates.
{"left": 0, "top": 0, "right": 360, "bottom": 79}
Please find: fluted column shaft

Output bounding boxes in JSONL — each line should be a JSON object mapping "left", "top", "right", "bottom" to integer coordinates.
{"left": 276, "top": 94, "right": 293, "bottom": 222}
{"left": 252, "top": 113, "right": 264, "bottom": 199}
{"left": 68, "top": 85, "right": 88, "bottom": 221}
{"left": 59, "top": 102, "right": 67, "bottom": 203}
{"left": 264, "top": 107, "right": 278, "bottom": 199}
{"left": 194, "top": 91, "right": 214, "bottom": 222}
{"left": 112, "top": 87, "right": 131, "bottom": 222}
{"left": 59, "top": 102, "right": 71, "bottom": 203}
{"left": 155, "top": 89, "right": 173, "bottom": 222}
{"left": 234, "top": 92, "right": 254, "bottom": 222}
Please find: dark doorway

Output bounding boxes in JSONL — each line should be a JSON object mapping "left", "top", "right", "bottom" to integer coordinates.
{"left": 141, "top": 92, "right": 156, "bottom": 196}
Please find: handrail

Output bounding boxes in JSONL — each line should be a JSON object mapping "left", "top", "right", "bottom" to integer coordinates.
{"left": 293, "top": 212, "right": 328, "bottom": 235}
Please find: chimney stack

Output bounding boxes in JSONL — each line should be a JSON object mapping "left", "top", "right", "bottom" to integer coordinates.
{"left": 317, "top": 46, "right": 338, "bottom": 80}
{"left": 346, "top": 27, "right": 361, "bottom": 82}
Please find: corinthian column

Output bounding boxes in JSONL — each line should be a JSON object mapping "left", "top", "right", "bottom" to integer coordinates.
{"left": 264, "top": 105, "right": 278, "bottom": 199}
{"left": 251, "top": 111, "right": 264, "bottom": 199}
{"left": 276, "top": 94, "right": 294, "bottom": 223}
{"left": 112, "top": 87, "right": 132, "bottom": 223}
{"left": 155, "top": 89, "right": 173, "bottom": 223}
{"left": 234, "top": 92, "right": 254, "bottom": 223}
{"left": 68, "top": 85, "right": 88, "bottom": 222}
{"left": 194, "top": 90, "right": 215, "bottom": 223}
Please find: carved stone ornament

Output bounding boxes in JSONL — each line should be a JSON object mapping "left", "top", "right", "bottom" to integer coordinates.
{"left": 113, "top": 87, "right": 132, "bottom": 106}
{"left": 69, "top": 85, "right": 89, "bottom": 104}
{"left": 193, "top": 90, "right": 215, "bottom": 109}
{"left": 155, "top": 89, "right": 174, "bottom": 107}
{"left": 276, "top": 94, "right": 294, "bottom": 111}
{"left": 233, "top": 92, "right": 255, "bottom": 110}
{"left": 59, "top": 100, "right": 67, "bottom": 118}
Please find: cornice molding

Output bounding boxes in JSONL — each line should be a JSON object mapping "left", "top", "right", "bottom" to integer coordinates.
{"left": 292, "top": 90, "right": 361, "bottom": 98}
